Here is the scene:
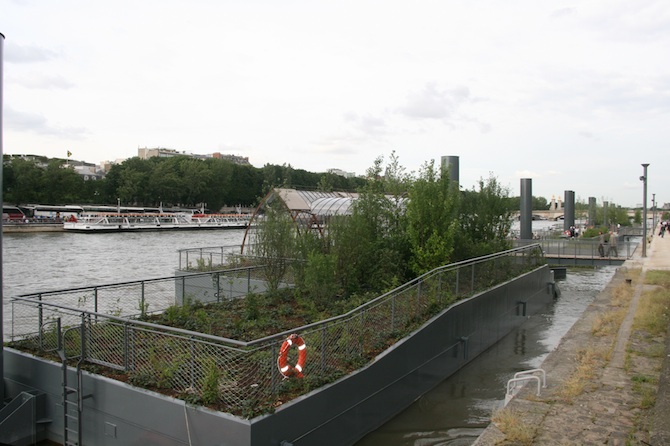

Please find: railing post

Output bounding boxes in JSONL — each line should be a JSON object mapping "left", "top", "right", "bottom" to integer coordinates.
{"left": 80, "top": 313, "right": 87, "bottom": 359}
{"left": 454, "top": 268, "right": 461, "bottom": 296}
{"left": 94, "top": 287, "right": 98, "bottom": 314}
{"left": 38, "top": 293, "right": 43, "bottom": 335}
{"left": 391, "top": 294, "right": 396, "bottom": 333}
{"left": 321, "top": 325, "right": 327, "bottom": 374}
{"left": 471, "top": 263, "right": 475, "bottom": 293}
{"left": 123, "top": 322, "right": 129, "bottom": 371}
{"left": 140, "top": 281, "right": 146, "bottom": 317}
{"left": 190, "top": 337, "right": 196, "bottom": 390}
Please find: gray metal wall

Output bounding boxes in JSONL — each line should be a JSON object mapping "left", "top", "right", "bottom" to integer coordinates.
{"left": 4, "top": 266, "right": 552, "bottom": 446}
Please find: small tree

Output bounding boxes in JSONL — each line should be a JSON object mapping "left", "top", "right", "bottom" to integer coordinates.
{"left": 252, "top": 200, "right": 298, "bottom": 293}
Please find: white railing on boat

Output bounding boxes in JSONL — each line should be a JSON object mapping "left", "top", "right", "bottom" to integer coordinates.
{"left": 63, "top": 212, "right": 252, "bottom": 231}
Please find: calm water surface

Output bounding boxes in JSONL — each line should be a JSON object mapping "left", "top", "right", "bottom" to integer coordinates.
{"left": 1, "top": 229, "right": 616, "bottom": 445}
{"left": 356, "top": 266, "right": 616, "bottom": 445}
{"left": 2, "top": 229, "right": 247, "bottom": 298}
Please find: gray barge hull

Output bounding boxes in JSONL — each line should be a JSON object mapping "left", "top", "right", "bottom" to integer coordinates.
{"left": 3, "top": 265, "right": 553, "bottom": 446}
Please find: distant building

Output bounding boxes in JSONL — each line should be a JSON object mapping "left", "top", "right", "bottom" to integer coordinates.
{"left": 73, "top": 162, "right": 104, "bottom": 181}
{"left": 211, "top": 152, "right": 250, "bottom": 165}
{"left": 138, "top": 147, "right": 251, "bottom": 165}
{"left": 137, "top": 147, "right": 183, "bottom": 159}
{"left": 327, "top": 168, "right": 356, "bottom": 178}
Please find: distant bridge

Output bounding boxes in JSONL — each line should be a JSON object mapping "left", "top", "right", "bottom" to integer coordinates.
{"left": 516, "top": 209, "right": 643, "bottom": 222}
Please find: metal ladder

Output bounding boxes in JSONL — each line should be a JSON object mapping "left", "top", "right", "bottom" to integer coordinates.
{"left": 57, "top": 317, "right": 91, "bottom": 446}
{"left": 504, "top": 368, "right": 546, "bottom": 406}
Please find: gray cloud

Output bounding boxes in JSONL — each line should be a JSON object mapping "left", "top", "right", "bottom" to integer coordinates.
{"left": 343, "top": 112, "right": 386, "bottom": 135}
{"left": 5, "top": 41, "right": 60, "bottom": 63}
{"left": 6, "top": 106, "right": 88, "bottom": 138}
{"left": 399, "top": 83, "right": 471, "bottom": 120}
{"left": 10, "top": 74, "right": 75, "bottom": 90}
{"left": 550, "top": 8, "right": 577, "bottom": 19}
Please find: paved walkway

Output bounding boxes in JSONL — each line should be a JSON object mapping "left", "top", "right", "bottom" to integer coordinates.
{"left": 474, "top": 228, "right": 670, "bottom": 445}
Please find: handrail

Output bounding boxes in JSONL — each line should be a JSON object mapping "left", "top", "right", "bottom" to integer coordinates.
{"left": 505, "top": 368, "right": 546, "bottom": 406}
{"left": 514, "top": 368, "right": 546, "bottom": 388}
{"left": 505, "top": 376, "right": 541, "bottom": 406}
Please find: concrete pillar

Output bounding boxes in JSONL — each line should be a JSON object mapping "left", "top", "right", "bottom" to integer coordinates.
{"left": 588, "top": 197, "right": 596, "bottom": 226}
{"left": 520, "top": 178, "right": 532, "bottom": 240}
{"left": 563, "top": 190, "right": 575, "bottom": 232}
{"left": 603, "top": 201, "right": 609, "bottom": 228}
{"left": 1, "top": 31, "right": 5, "bottom": 402}
{"left": 440, "top": 156, "right": 459, "bottom": 189}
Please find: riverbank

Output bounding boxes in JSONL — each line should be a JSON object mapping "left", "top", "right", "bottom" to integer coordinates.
{"left": 474, "top": 231, "right": 670, "bottom": 445}
{"left": 2, "top": 223, "right": 64, "bottom": 233}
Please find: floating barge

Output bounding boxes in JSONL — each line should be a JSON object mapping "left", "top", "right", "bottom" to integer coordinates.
{"left": 63, "top": 212, "right": 252, "bottom": 232}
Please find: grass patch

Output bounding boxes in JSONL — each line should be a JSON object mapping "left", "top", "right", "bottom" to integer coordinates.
{"left": 592, "top": 308, "right": 627, "bottom": 337}
{"left": 631, "top": 375, "right": 658, "bottom": 409}
{"left": 491, "top": 407, "right": 535, "bottom": 445}
{"left": 644, "top": 270, "right": 670, "bottom": 287}
{"left": 632, "top": 288, "right": 670, "bottom": 336}
{"left": 557, "top": 347, "right": 606, "bottom": 402}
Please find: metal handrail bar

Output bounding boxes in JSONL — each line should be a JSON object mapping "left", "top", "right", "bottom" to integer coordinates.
{"left": 505, "top": 375, "right": 541, "bottom": 407}
{"left": 514, "top": 368, "right": 546, "bottom": 388}
{"left": 13, "top": 264, "right": 268, "bottom": 300}
{"left": 10, "top": 297, "right": 251, "bottom": 349}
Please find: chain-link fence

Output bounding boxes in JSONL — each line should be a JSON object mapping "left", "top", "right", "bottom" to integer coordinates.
{"left": 8, "top": 244, "right": 545, "bottom": 417}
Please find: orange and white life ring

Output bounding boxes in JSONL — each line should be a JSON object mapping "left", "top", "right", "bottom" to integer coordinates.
{"left": 563, "top": 230, "right": 571, "bottom": 236}
{"left": 277, "top": 334, "right": 307, "bottom": 378}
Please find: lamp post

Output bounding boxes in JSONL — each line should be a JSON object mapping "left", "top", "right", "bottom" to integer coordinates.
{"left": 652, "top": 193, "right": 656, "bottom": 232}
{"left": 641, "top": 164, "right": 649, "bottom": 258}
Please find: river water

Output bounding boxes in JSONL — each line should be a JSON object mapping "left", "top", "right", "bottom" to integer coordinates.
{"left": 1, "top": 228, "right": 616, "bottom": 445}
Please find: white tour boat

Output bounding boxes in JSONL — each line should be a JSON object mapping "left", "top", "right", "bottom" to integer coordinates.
{"left": 62, "top": 212, "right": 253, "bottom": 232}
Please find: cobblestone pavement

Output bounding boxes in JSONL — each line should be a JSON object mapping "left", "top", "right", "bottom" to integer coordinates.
{"left": 474, "top": 229, "right": 670, "bottom": 446}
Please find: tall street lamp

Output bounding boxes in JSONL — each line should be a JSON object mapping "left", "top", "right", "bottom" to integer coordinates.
{"left": 641, "top": 164, "right": 649, "bottom": 258}
{"left": 652, "top": 193, "right": 656, "bottom": 232}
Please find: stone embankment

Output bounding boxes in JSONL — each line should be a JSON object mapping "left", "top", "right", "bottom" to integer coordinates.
{"left": 474, "top": 230, "right": 670, "bottom": 445}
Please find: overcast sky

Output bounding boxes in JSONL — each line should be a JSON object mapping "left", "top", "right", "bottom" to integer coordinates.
{"left": 2, "top": 0, "right": 669, "bottom": 207}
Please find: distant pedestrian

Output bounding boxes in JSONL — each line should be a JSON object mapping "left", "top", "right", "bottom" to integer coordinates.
{"left": 608, "top": 231, "right": 618, "bottom": 257}
{"left": 598, "top": 231, "right": 605, "bottom": 257}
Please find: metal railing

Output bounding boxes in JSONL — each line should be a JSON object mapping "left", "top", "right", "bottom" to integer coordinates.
{"left": 8, "top": 244, "right": 545, "bottom": 417}
{"left": 514, "top": 236, "right": 639, "bottom": 260}
{"left": 177, "top": 244, "right": 248, "bottom": 271}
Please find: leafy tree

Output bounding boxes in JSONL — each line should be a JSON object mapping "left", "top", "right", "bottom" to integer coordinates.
{"left": 454, "top": 175, "right": 513, "bottom": 260}
{"left": 405, "top": 159, "right": 460, "bottom": 275}
{"left": 3, "top": 157, "right": 44, "bottom": 204}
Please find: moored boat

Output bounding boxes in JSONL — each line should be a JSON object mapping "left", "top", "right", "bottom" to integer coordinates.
{"left": 63, "top": 212, "right": 252, "bottom": 232}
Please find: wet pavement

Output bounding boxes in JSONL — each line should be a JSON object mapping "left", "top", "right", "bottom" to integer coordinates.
{"left": 474, "top": 229, "right": 670, "bottom": 445}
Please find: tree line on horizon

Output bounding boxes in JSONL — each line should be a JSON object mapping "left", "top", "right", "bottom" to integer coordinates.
{"left": 2, "top": 155, "right": 366, "bottom": 211}
{"left": 1, "top": 154, "right": 625, "bottom": 220}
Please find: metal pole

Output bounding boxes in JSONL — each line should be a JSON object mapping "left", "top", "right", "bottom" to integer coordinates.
{"left": 641, "top": 164, "right": 649, "bottom": 258}
{"left": 652, "top": 193, "right": 656, "bottom": 232}
{"left": 1, "top": 31, "right": 6, "bottom": 403}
